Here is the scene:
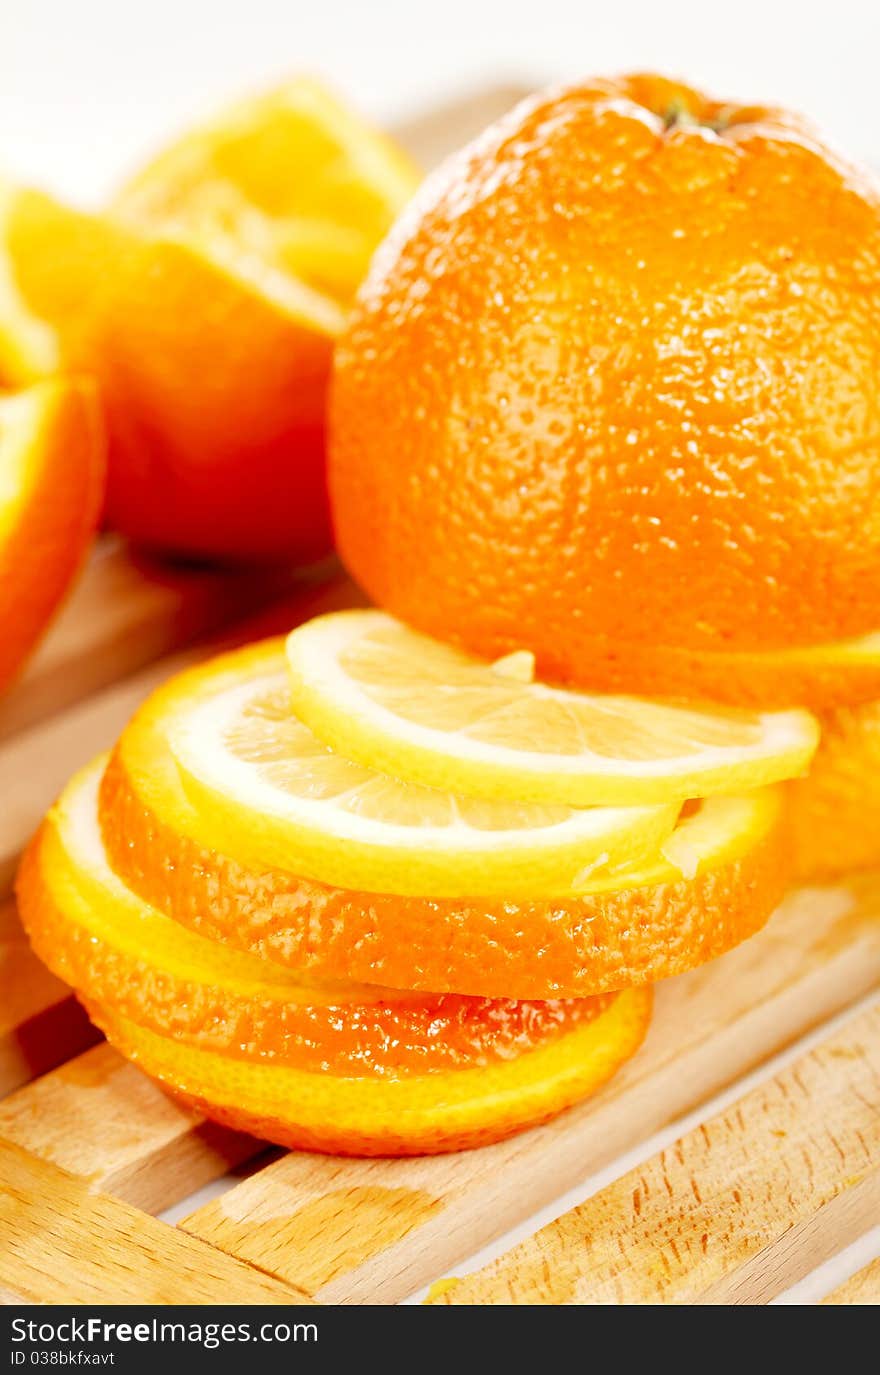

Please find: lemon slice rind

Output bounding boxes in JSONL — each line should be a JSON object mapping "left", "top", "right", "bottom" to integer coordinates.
{"left": 286, "top": 610, "right": 819, "bottom": 806}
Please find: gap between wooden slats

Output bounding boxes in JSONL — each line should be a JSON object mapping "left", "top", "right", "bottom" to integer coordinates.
{"left": 428, "top": 1000, "right": 880, "bottom": 1305}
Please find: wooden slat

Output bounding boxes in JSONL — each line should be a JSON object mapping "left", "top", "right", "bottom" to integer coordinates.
{"left": 821, "top": 1257, "right": 880, "bottom": 1304}
{"left": 0, "top": 570, "right": 363, "bottom": 894}
{"left": 0, "top": 539, "right": 302, "bottom": 742}
{"left": 0, "top": 1139, "right": 312, "bottom": 1304}
{"left": 0, "top": 1043, "right": 265, "bottom": 1214}
{"left": 0, "top": 899, "right": 98, "bottom": 1097}
{"left": 429, "top": 1001, "right": 880, "bottom": 1305}
{"left": 181, "top": 879, "right": 880, "bottom": 1304}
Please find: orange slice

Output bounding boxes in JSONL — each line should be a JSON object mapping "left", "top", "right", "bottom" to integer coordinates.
{"left": 82, "top": 988, "right": 651, "bottom": 1156}
{"left": 156, "top": 641, "right": 678, "bottom": 897}
{"left": 100, "top": 672, "right": 787, "bottom": 997}
{"left": 0, "top": 378, "right": 104, "bottom": 695}
{"left": 285, "top": 610, "right": 818, "bottom": 805}
{"left": 787, "top": 701, "right": 880, "bottom": 881}
{"left": 19, "top": 757, "right": 613, "bottom": 1077}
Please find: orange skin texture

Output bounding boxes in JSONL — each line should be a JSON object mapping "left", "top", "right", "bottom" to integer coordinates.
{"left": 330, "top": 74, "right": 880, "bottom": 686}
{"left": 533, "top": 636, "right": 880, "bottom": 712}
{"left": 82, "top": 990, "right": 652, "bottom": 1157}
{"left": 0, "top": 380, "right": 105, "bottom": 695}
{"left": 787, "top": 701, "right": 880, "bottom": 880}
{"left": 100, "top": 744, "right": 788, "bottom": 999}
{"left": 17, "top": 823, "right": 608, "bottom": 1076}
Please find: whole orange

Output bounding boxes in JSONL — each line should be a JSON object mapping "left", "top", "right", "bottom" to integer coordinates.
{"left": 330, "top": 75, "right": 880, "bottom": 691}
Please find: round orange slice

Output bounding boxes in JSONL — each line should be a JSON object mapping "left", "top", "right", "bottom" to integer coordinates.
{"left": 285, "top": 610, "right": 818, "bottom": 806}
{"left": 81, "top": 988, "right": 651, "bottom": 1156}
{"left": 787, "top": 701, "right": 880, "bottom": 881}
{"left": 137, "top": 640, "right": 678, "bottom": 898}
{"left": 19, "top": 757, "right": 615, "bottom": 1076}
{"left": 18, "top": 755, "right": 652, "bottom": 1155}
{"left": 0, "top": 378, "right": 104, "bottom": 695}
{"left": 100, "top": 667, "right": 788, "bottom": 998}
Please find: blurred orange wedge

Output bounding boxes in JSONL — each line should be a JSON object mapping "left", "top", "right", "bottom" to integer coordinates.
{"left": 113, "top": 76, "right": 419, "bottom": 307}
{"left": 0, "top": 80, "right": 419, "bottom": 563}
{"left": 0, "top": 377, "right": 104, "bottom": 695}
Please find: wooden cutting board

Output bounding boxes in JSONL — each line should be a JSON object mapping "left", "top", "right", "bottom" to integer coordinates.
{"left": 0, "top": 84, "right": 877, "bottom": 1307}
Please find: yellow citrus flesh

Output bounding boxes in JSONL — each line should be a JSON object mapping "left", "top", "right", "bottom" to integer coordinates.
{"left": 22, "top": 756, "right": 627, "bottom": 1077}
{"left": 82, "top": 984, "right": 652, "bottom": 1156}
{"left": 166, "top": 639, "right": 680, "bottom": 897}
{"left": 285, "top": 610, "right": 819, "bottom": 806}
{"left": 112, "top": 76, "right": 420, "bottom": 307}
{"left": 100, "top": 661, "right": 786, "bottom": 996}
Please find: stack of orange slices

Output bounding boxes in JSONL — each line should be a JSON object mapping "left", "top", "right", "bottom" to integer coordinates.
{"left": 17, "top": 610, "right": 818, "bottom": 1155}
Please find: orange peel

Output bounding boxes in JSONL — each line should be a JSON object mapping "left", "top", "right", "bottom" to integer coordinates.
{"left": 100, "top": 676, "right": 788, "bottom": 998}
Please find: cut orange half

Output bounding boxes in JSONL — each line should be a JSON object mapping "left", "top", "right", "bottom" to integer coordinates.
{"left": 18, "top": 757, "right": 615, "bottom": 1077}
{"left": 101, "top": 681, "right": 787, "bottom": 997}
{"left": 112, "top": 76, "right": 419, "bottom": 308}
{"left": 0, "top": 182, "right": 343, "bottom": 562}
{"left": 0, "top": 378, "right": 104, "bottom": 695}
{"left": 286, "top": 610, "right": 819, "bottom": 805}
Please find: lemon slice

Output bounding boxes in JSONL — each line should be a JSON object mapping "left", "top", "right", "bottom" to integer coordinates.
{"left": 286, "top": 611, "right": 819, "bottom": 806}
{"left": 45, "top": 755, "right": 412, "bottom": 1007}
{"left": 167, "top": 641, "right": 679, "bottom": 897}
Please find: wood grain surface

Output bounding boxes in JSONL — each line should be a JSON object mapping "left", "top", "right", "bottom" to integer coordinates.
{"left": 0, "top": 1043, "right": 264, "bottom": 1215}
{"left": 0, "top": 540, "right": 304, "bottom": 744}
{"left": 180, "top": 880, "right": 880, "bottom": 1303}
{"left": 0, "top": 899, "right": 98, "bottom": 1096}
{"left": 0, "top": 1139, "right": 312, "bottom": 1305}
{"left": 429, "top": 1001, "right": 880, "bottom": 1304}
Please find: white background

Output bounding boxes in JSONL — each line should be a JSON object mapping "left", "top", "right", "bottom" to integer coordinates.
{"left": 1, "top": 0, "right": 879, "bottom": 203}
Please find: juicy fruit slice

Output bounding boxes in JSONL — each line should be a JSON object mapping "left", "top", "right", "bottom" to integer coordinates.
{"left": 286, "top": 610, "right": 819, "bottom": 805}
{"left": 101, "top": 697, "right": 787, "bottom": 996}
{"left": 787, "top": 701, "right": 880, "bottom": 881}
{"left": 82, "top": 987, "right": 652, "bottom": 1156}
{"left": 0, "top": 379, "right": 104, "bottom": 695}
{"left": 167, "top": 642, "right": 679, "bottom": 897}
{"left": 113, "top": 76, "right": 419, "bottom": 307}
{"left": 19, "top": 757, "right": 613, "bottom": 1076}
{"left": 559, "top": 630, "right": 880, "bottom": 712}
